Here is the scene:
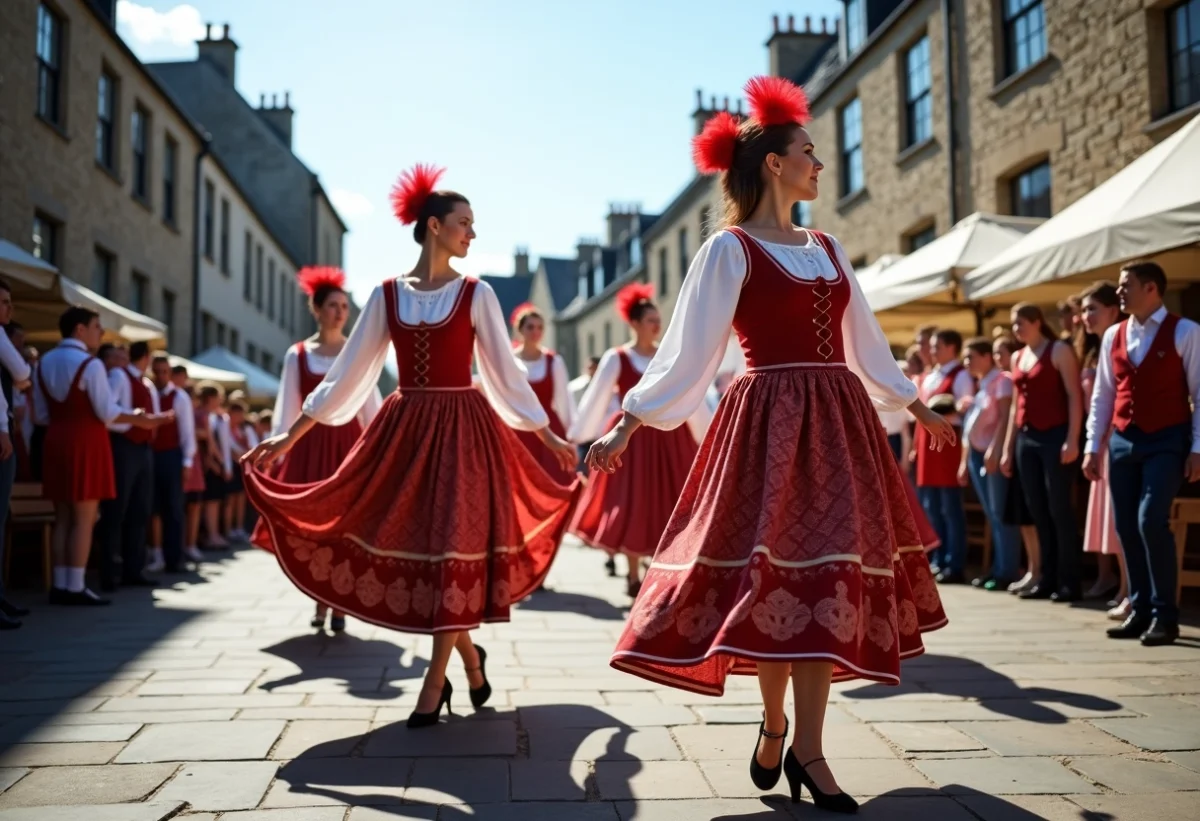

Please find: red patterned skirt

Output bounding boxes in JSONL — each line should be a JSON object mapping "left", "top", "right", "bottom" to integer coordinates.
{"left": 243, "top": 389, "right": 582, "bottom": 634}
{"left": 515, "top": 414, "right": 576, "bottom": 486}
{"left": 571, "top": 414, "right": 699, "bottom": 558}
{"left": 184, "top": 457, "right": 205, "bottom": 494}
{"left": 249, "top": 419, "right": 363, "bottom": 553}
{"left": 610, "top": 365, "right": 948, "bottom": 695}
{"left": 42, "top": 423, "right": 115, "bottom": 503}
{"left": 902, "top": 475, "right": 941, "bottom": 552}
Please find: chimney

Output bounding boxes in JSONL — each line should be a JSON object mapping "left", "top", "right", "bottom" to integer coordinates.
{"left": 606, "top": 204, "right": 639, "bottom": 248}
{"left": 197, "top": 22, "right": 239, "bottom": 84}
{"left": 765, "top": 11, "right": 836, "bottom": 82}
{"left": 257, "top": 90, "right": 295, "bottom": 148}
{"left": 514, "top": 247, "right": 531, "bottom": 278}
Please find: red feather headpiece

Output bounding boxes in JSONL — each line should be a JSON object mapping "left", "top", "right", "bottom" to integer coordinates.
{"left": 616, "top": 283, "right": 655, "bottom": 323}
{"left": 744, "top": 76, "right": 810, "bottom": 126}
{"left": 296, "top": 265, "right": 346, "bottom": 297}
{"left": 390, "top": 163, "right": 446, "bottom": 225}
{"left": 692, "top": 111, "right": 740, "bottom": 175}
{"left": 510, "top": 301, "right": 539, "bottom": 329}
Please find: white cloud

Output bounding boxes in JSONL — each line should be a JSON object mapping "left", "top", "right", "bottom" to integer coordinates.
{"left": 116, "top": 1, "right": 205, "bottom": 47}
{"left": 329, "top": 189, "right": 374, "bottom": 222}
{"left": 456, "top": 251, "right": 517, "bottom": 278}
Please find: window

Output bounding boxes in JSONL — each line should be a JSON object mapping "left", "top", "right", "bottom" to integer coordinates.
{"left": 628, "top": 236, "right": 643, "bottom": 270}
{"left": 792, "top": 201, "right": 812, "bottom": 227}
{"left": 1168, "top": 0, "right": 1200, "bottom": 112}
{"left": 216, "top": 322, "right": 226, "bottom": 348}
{"left": 840, "top": 97, "right": 864, "bottom": 195}
{"left": 699, "top": 207, "right": 711, "bottom": 241}
{"left": 845, "top": 0, "right": 866, "bottom": 53}
{"left": 279, "top": 273, "right": 288, "bottom": 327}
{"left": 219, "top": 198, "right": 230, "bottom": 274}
{"left": 243, "top": 231, "right": 253, "bottom": 300}
{"left": 1010, "top": 161, "right": 1051, "bottom": 218}
{"left": 268, "top": 258, "right": 276, "bottom": 319}
{"left": 130, "top": 271, "right": 148, "bottom": 314}
{"left": 908, "top": 226, "right": 937, "bottom": 252}
{"left": 587, "top": 333, "right": 595, "bottom": 358}
{"left": 904, "top": 37, "right": 933, "bottom": 147}
{"left": 603, "top": 322, "right": 612, "bottom": 350}
{"left": 591, "top": 259, "right": 605, "bottom": 297}
{"left": 163, "top": 137, "right": 177, "bottom": 224}
{"left": 162, "top": 289, "right": 176, "bottom": 345}
{"left": 93, "top": 247, "right": 114, "bottom": 298}
{"left": 200, "top": 313, "right": 214, "bottom": 350}
{"left": 36, "top": 4, "right": 63, "bottom": 125}
{"left": 202, "top": 180, "right": 214, "bottom": 259}
{"left": 578, "top": 264, "right": 589, "bottom": 302}
{"left": 255, "top": 244, "right": 264, "bottom": 310}
{"left": 677, "top": 228, "right": 688, "bottom": 283}
{"left": 131, "top": 105, "right": 149, "bottom": 200}
{"left": 263, "top": 352, "right": 274, "bottom": 373}
{"left": 247, "top": 342, "right": 258, "bottom": 364}
{"left": 96, "top": 70, "right": 117, "bottom": 169}
{"left": 1003, "top": 0, "right": 1046, "bottom": 77}
{"left": 32, "top": 212, "right": 58, "bottom": 265}
{"left": 657, "top": 246, "right": 669, "bottom": 296}
{"left": 229, "top": 328, "right": 239, "bottom": 355}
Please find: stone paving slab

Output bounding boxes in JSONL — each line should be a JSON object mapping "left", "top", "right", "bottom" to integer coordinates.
{"left": 156, "top": 760, "right": 279, "bottom": 811}
{"left": 0, "top": 802, "right": 185, "bottom": 820}
{"left": 913, "top": 756, "right": 1101, "bottom": 794}
{"left": 0, "top": 763, "right": 176, "bottom": 808}
{"left": 115, "top": 720, "right": 285, "bottom": 763}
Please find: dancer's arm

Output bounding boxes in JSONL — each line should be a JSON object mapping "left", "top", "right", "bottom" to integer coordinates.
{"left": 271, "top": 346, "right": 301, "bottom": 437}
{"left": 550, "top": 354, "right": 577, "bottom": 432}
{"left": 472, "top": 281, "right": 550, "bottom": 431}
{"left": 567, "top": 350, "right": 621, "bottom": 443}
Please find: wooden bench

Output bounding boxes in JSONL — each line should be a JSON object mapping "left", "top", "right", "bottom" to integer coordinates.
{"left": 1172, "top": 497, "right": 1200, "bottom": 600}
{"left": 3, "top": 482, "right": 53, "bottom": 591}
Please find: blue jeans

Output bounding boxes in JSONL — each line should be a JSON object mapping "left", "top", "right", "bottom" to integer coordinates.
{"left": 968, "top": 448, "right": 1021, "bottom": 581}
{"left": 919, "top": 486, "right": 966, "bottom": 575}
{"left": 1016, "top": 425, "right": 1081, "bottom": 592}
{"left": 1108, "top": 424, "right": 1189, "bottom": 624}
{"left": 0, "top": 453, "right": 15, "bottom": 600}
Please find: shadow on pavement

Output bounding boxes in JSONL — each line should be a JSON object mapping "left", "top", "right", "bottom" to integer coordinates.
{"left": 840, "top": 654, "right": 1123, "bottom": 724}
{"left": 517, "top": 586, "right": 630, "bottom": 621}
{"left": 257, "top": 633, "right": 430, "bottom": 698}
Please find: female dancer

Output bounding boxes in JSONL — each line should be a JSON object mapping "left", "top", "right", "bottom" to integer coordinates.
{"left": 251, "top": 265, "right": 383, "bottom": 633}
{"left": 993, "top": 336, "right": 1041, "bottom": 592}
{"left": 568, "top": 283, "right": 709, "bottom": 598}
{"left": 244, "top": 164, "right": 579, "bottom": 727}
{"left": 590, "top": 76, "right": 952, "bottom": 811}
{"left": 510, "top": 303, "right": 577, "bottom": 485}
{"left": 1077, "top": 283, "right": 1128, "bottom": 616}
{"left": 1001, "top": 303, "right": 1084, "bottom": 602}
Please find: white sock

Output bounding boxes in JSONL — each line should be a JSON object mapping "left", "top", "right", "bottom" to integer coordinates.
{"left": 65, "top": 567, "right": 86, "bottom": 593}
{"left": 53, "top": 566, "right": 68, "bottom": 590}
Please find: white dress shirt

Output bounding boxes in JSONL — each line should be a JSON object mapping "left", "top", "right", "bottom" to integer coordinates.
{"left": 211, "top": 412, "right": 234, "bottom": 474}
{"left": 159, "top": 384, "right": 197, "bottom": 468}
{"left": 107, "top": 364, "right": 161, "bottom": 434}
{"left": 514, "top": 350, "right": 577, "bottom": 432}
{"left": 32, "top": 339, "right": 123, "bottom": 426}
{"left": 0, "top": 331, "right": 32, "bottom": 433}
{"left": 1086, "top": 306, "right": 1200, "bottom": 454}
{"left": 921, "top": 361, "right": 975, "bottom": 427}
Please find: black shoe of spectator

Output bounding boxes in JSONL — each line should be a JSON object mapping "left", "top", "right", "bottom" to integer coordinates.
{"left": 0, "top": 600, "right": 29, "bottom": 618}
{"left": 1018, "top": 584, "right": 1054, "bottom": 600}
{"left": 57, "top": 589, "right": 111, "bottom": 607}
{"left": 1140, "top": 619, "right": 1179, "bottom": 646}
{"left": 1107, "top": 613, "right": 1152, "bottom": 639}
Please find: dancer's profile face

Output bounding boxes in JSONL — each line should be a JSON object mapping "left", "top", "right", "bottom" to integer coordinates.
{"left": 631, "top": 307, "right": 662, "bottom": 341}
{"left": 313, "top": 290, "right": 350, "bottom": 334}
{"left": 432, "top": 202, "right": 476, "bottom": 259}
{"left": 519, "top": 315, "right": 545, "bottom": 345}
{"left": 770, "top": 126, "right": 823, "bottom": 202}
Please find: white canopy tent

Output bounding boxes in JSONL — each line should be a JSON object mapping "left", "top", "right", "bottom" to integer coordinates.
{"left": 191, "top": 346, "right": 280, "bottom": 404}
{"left": 0, "top": 239, "right": 167, "bottom": 344}
{"left": 860, "top": 213, "right": 1042, "bottom": 346}
{"left": 968, "top": 113, "right": 1200, "bottom": 305}
{"left": 168, "top": 355, "right": 248, "bottom": 393}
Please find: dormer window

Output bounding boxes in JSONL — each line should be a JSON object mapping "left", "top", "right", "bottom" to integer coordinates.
{"left": 845, "top": 0, "right": 866, "bottom": 54}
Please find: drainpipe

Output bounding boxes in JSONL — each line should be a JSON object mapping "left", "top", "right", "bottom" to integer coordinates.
{"left": 942, "top": 0, "right": 958, "bottom": 226}
{"left": 190, "top": 134, "right": 211, "bottom": 356}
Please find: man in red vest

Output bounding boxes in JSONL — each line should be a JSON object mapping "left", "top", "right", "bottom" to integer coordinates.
{"left": 1085, "top": 261, "right": 1200, "bottom": 646}
{"left": 98, "top": 341, "right": 164, "bottom": 590}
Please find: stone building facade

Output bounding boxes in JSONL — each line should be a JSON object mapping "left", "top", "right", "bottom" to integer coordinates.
{"left": 0, "top": 0, "right": 200, "bottom": 350}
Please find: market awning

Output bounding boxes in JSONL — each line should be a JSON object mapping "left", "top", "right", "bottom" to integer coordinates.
{"left": 968, "top": 112, "right": 1200, "bottom": 304}
{"left": 191, "top": 346, "right": 280, "bottom": 402}
{"left": 1, "top": 239, "right": 167, "bottom": 344}
{"left": 168, "top": 355, "right": 248, "bottom": 392}
{"left": 860, "top": 214, "right": 1041, "bottom": 345}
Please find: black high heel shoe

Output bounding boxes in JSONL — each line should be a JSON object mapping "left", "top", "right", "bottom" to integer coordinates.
{"left": 330, "top": 615, "right": 346, "bottom": 633}
{"left": 783, "top": 749, "right": 858, "bottom": 814}
{"left": 406, "top": 678, "right": 453, "bottom": 729}
{"left": 310, "top": 607, "right": 326, "bottom": 629}
{"left": 468, "top": 644, "right": 492, "bottom": 708}
{"left": 749, "top": 715, "right": 789, "bottom": 790}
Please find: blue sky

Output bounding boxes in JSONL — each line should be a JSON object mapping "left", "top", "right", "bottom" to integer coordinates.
{"left": 117, "top": 0, "right": 842, "bottom": 303}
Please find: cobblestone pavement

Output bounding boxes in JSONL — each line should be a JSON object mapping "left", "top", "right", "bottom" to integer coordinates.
{"left": 0, "top": 541, "right": 1198, "bottom": 820}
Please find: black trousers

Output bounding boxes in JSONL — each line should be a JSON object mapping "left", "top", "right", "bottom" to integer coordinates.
{"left": 30, "top": 424, "right": 46, "bottom": 482}
{"left": 1015, "top": 424, "right": 1081, "bottom": 593}
{"left": 98, "top": 435, "right": 154, "bottom": 585}
{"left": 153, "top": 447, "right": 185, "bottom": 570}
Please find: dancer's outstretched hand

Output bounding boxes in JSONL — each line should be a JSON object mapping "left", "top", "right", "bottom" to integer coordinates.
{"left": 244, "top": 433, "right": 296, "bottom": 471}
{"left": 587, "top": 414, "right": 642, "bottom": 474}
{"left": 539, "top": 428, "right": 578, "bottom": 473}
{"left": 910, "top": 401, "right": 956, "bottom": 452}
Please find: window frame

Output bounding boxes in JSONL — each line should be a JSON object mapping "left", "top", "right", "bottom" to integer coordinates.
{"left": 677, "top": 227, "right": 688, "bottom": 285}
{"left": 162, "top": 136, "right": 178, "bottom": 225}
{"left": 1167, "top": 0, "right": 1200, "bottom": 113}
{"left": 278, "top": 272, "right": 288, "bottom": 328}
{"left": 219, "top": 197, "right": 231, "bottom": 274}
{"left": 229, "top": 328, "right": 239, "bottom": 356}
{"left": 202, "top": 179, "right": 215, "bottom": 260}
{"left": 903, "top": 36, "right": 933, "bottom": 148}
{"left": 1002, "top": 0, "right": 1047, "bottom": 78}
{"left": 161, "top": 288, "right": 176, "bottom": 346}
{"left": 845, "top": 0, "right": 866, "bottom": 54}
{"left": 93, "top": 246, "right": 115, "bottom": 298}
{"left": 907, "top": 225, "right": 937, "bottom": 252}
{"left": 255, "top": 244, "right": 264, "bottom": 311}
{"left": 36, "top": 3, "right": 64, "bottom": 126}
{"left": 96, "top": 68, "right": 118, "bottom": 171}
{"left": 1009, "top": 160, "right": 1052, "bottom": 218}
{"left": 268, "top": 258, "right": 277, "bottom": 319}
{"left": 130, "top": 270, "right": 148, "bottom": 314}
{"left": 131, "top": 103, "right": 150, "bottom": 201}
{"left": 243, "top": 231, "right": 253, "bottom": 300}
{"left": 32, "top": 212, "right": 59, "bottom": 266}
{"left": 839, "top": 97, "right": 865, "bottom": 197}
{"left": 658, "top": 246, "right": 669, "bottom": 297}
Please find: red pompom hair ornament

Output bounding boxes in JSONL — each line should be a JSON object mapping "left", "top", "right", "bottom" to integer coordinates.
{"left": 744, "top": 75, "right": 810, "bottom": 127}
{"left": 616, "top": 283, "right": 655, "bottom": 323}
{"left": 296, "top": 265, "right": 346, "bottom": 296}
{"left": 390, "top": 163, "right": 446, "bottom": 226}
{"left": 510, "top": 301, "right": 538, "bottom": 329}
{"left": 692, "top": 111, "right": 740, "bottom": 175}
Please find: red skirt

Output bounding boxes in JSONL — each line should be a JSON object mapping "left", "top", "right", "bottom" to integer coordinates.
{"left": 610, "top": 365, "right": 948, "bottom": 695}
{"left": 902, "top": 474, "right": 941, "bottom": 552}
{"left": 184, "top": 458, "right": 205, "bottom": 494}
{"left": 249, "top": 420, "right": 363, "bottom": 553}
{"left": 514, "top": 414, "right": 576, "bottom": 487}
{"left": 243, "top": 389, "right": 582, "bottom": 634}
{"left": 42, "top": 424, "right": 115, "bottom": 503}
{"left": 571, "top": 415, "right": 698, "bottom": 558}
